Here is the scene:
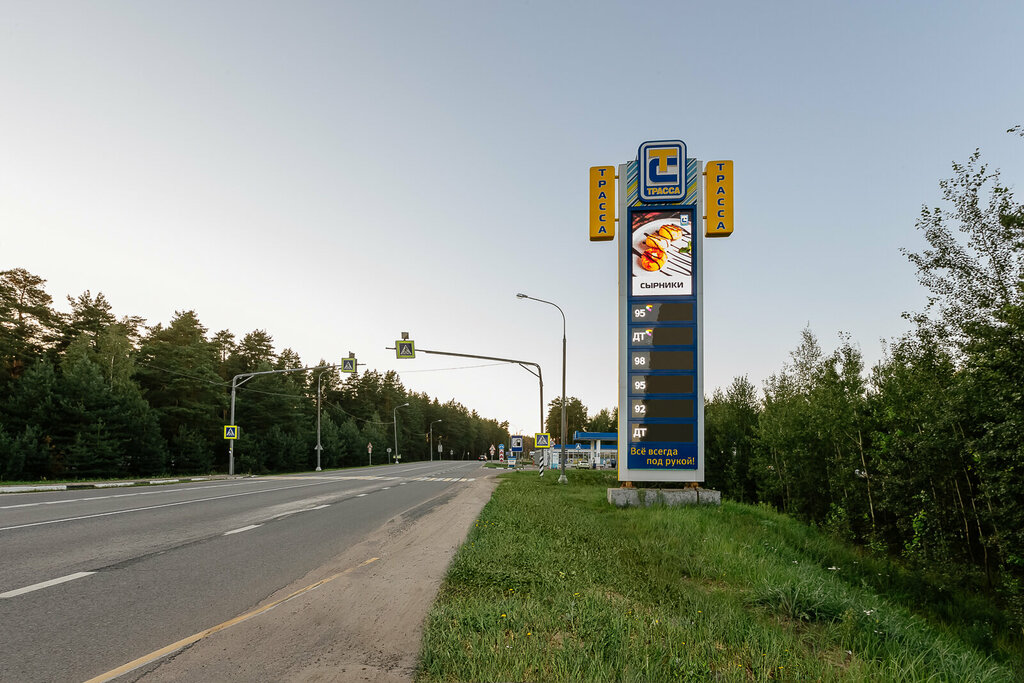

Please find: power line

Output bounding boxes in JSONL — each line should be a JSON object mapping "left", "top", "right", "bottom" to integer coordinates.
{"left": 396, "top": 362, "right": 508, "bottom": 373}
{"left": 322, "top": 398, "right": 396, "bottom": 425}
{"left": 133, "top": 360, "right": 230, "bottom": 386}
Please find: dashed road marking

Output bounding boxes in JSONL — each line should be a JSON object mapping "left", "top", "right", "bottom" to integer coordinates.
{"left": 1, "top": 571, "right": 96, "bottom": 599}
{"left": 0, "top": 481, "right": 328, "bottom": 532}
{"left": 0, "top": 482, "right": 249, "bottom": 510}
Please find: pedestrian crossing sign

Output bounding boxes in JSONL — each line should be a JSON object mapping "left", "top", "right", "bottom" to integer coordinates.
{"left": 342, "top": 358, "right": 356, "bottom": 372}
{"left": 396, "top": 341, "right": 416, "bottom": 359}
{"left": 224, "top": 425, "right": 239, "bottom": 439}
{"left": 535, "top": 433, "right": 551, "bottom": 448}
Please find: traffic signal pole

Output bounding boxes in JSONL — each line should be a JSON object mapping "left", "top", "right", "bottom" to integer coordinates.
{"left": 385, "top": 345, "right": 544, "bottom": 449}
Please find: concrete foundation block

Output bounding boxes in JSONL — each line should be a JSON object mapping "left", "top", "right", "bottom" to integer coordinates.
{"left": 607, "top": 487, "right": 721, "bottom": 508}
{"left": 696, "top": 488, "right": 721, "bottom": 505}
{"left": 660, "top": 489, "right": 699, "bottom": 506}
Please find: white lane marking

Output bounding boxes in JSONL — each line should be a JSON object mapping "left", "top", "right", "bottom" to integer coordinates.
{"left": 223, "top": 525, "right": 262, "bottom": 536}
{"left": 381, "top": 487, "right": 391, "bottom": 490}
{"left": 270, "top": 503, "right": 331, "bottom": 520}
{"left": 0, "top": 481, "right": 331, "bottom": 532}
{"left": 356, "top": 494, "right": 368, "bottom": 497}
{"left": 0, "top": 481, "right": 251, "bottom": 510}
{"left": 2, "top": 469, "right": 479, "bottom": 513}
{"left": 0, "top": 571, "right": 96, "bottom": 599}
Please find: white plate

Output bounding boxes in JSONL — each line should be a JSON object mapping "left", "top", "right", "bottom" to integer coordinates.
{"left": 631, "top": 218, "right": 693, "bottom": 283}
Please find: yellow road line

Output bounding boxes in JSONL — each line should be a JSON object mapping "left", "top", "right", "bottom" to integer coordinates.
{"left": 83, "top": 557, "right": 380, "bottom": 683}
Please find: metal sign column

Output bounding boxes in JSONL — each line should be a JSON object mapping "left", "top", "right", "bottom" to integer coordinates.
{"left": 618, "top": 141, "right": 705, "bottom": 483}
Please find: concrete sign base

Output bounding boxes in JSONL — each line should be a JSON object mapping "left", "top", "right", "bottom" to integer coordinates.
{"left": 607, "top": 487, "right": 721, "bottom": 508}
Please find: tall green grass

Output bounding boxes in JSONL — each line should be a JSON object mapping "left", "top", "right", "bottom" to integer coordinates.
{"left": 417, "top": 470, "right": 1021, "bottom": 681}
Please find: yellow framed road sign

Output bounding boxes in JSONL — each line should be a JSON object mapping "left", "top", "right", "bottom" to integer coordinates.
{"left": 396, "top": 341, "right": 415, "bottom": 359}
{"left": 224, "top": 425, "right": 239, "bottom": 440}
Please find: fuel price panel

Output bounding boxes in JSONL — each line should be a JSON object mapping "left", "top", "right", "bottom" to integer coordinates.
{"left": 627, "top": 301, "right": 698, "bottom": 469}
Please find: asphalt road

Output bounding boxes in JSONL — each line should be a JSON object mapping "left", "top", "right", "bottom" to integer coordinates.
{"left": 0, "top": 460, "right": 486, "bottom": 683}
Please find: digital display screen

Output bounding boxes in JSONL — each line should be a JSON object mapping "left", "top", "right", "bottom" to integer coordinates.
{"left": 629, "top": 327, "right": 694, "bottom": 347}
{"left": 628, "top": 422, "right": 695, "bottom": 443}
{"left": 630, "top": 399, "right": 694, "bottom": 420}
{"left": 630, "top": 210, "right": 694, "bottom": 297}
{"left": 629, "top": 374, "right": 694, "bottom": 395}
{"left": 630, "top": 302, "right": 694, "bottom": 323}
{"left": 631, "top": 351, "right": 694, "bottom": 371}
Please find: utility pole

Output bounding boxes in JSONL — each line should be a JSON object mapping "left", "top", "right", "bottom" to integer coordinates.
{"left": 229, "top": 363, "right": 331, "bottom": 476}
{"left": 316, "top": 352, "right": 362, "bottom": 471}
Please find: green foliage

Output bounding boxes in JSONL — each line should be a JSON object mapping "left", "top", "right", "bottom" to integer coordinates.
{"left": 586, "top": 407, "right": 617, "bottom": 433}
{"left": 169, "top": 425, "right": 213, "bottom": 474}
{"left": 0, "top": 268, "right": 57, "bottom": 382}
{"left": 134, "top": 310, "right": 225, "bottom": 466}
{"left": 700, "top": 136, "right": 1024, "bottom": 633}
{"left": 53, "top": 290, "right": 117, "bottom": 355}
{"left": 419, "top": 472, "right": 1021, "bottom": 682}
{"left": 704, "top": 376, "right": 758, "bottom": 502}
{"left": 0, "top": 425, "right": 46, "bottom": 480}
{"left": 903, "top": 149, "right": 1024, "bottom": 346}
{"left": 545, "top": 395, "right": 588, "bottom": 443}
{"left": 963, "top": 298, "right": 1024, "bottom": 622}
{"left": 334, "top": 417, "right": 362, "bottom": 467}
{"left": 0, "top": 272, "right": 508, "bottom": 480}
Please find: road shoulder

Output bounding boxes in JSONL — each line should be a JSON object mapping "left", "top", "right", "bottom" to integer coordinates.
{"left": 129, "top": 470, "right": 499, "bottom": 682}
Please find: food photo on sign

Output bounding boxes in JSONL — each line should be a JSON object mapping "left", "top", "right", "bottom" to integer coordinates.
{"left": 631, "top": 210, "right": 693, "bottom": 296}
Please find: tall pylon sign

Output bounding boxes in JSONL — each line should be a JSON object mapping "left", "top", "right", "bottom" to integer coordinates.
{"left": 594, "top": 140, "right": 733, "bottom": 484}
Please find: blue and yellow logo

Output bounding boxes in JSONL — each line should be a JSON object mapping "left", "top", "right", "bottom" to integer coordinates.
{"left": 638, "top": 140, "right": 686, "bottom": 202}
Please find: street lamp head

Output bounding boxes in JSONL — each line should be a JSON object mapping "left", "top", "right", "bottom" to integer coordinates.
{"left": 516, "top": 293, "right": 528, "bottom": 299}
{"left": 399, "top": 402, "right": 409, "bottom": 408}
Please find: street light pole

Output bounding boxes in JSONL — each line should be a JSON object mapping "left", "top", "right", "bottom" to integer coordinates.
{"left": 516, "top": 293, "right": 569, "bottom": 484}
{"left": 315, "top": 368, "right": 334, "bottom": 472}
{"left": 430, "top": 419, "right": 442, "bottom": 462}
{"left": 228, "top": 363, "right": 332, "bottom": 476}
{"left": 393, "top": 402, "right": 409, "bottom": 464}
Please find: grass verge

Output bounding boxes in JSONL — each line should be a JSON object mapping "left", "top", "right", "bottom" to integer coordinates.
{"left": 417, "top": 470, "right": 1021, "bottom": 682}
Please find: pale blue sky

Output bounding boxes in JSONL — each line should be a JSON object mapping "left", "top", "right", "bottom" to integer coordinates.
{"left": 3, "top": 1, "right": 1022, "bottom": 436}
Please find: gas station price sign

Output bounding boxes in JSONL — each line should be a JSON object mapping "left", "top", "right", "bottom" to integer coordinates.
{"left": 618, "top": 145, "right": 704, "bottom": 483}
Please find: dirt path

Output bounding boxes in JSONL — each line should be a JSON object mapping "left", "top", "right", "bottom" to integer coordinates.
{"left": 127, "top": 471, "right": 499, "bottom": 683}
